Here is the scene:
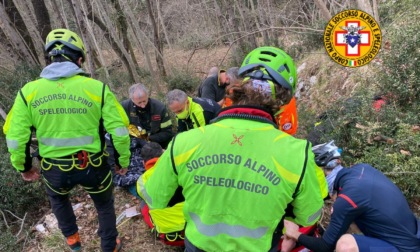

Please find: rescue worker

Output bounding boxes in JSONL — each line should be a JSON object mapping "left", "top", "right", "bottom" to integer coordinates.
{"left": 120, "top": 83, "right": 174, "bottom": 149}
{"left": 137, "top": 142, "right": 186, "bottom": 245}
{"left": 142, "top": 47, "right": 325, "bottom": 252}
{"left": 284, "top": 141, "right": 420, "bottom": 252}
{"left": 3, "top": 28, "right": 130, "bottom": 252}
{"left": 166, "top": 89, "right": 220, "bottom": 133}
{"left": 198, "top": 67, "right": 239, "bottom": 106}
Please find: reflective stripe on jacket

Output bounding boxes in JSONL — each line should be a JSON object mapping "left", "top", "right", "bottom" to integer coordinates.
{"left": 4, "top": 74, "right": 130, "bottom": 171}
{"left": 144, "top": 116, "right": 324, "bottom": 251}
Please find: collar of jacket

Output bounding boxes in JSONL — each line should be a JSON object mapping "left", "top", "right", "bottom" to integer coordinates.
{"left": 213, "top": 105, "right": 277, "bottom": 128}
{"left": 145, "top": 157, "right": 159, "bottom": 170}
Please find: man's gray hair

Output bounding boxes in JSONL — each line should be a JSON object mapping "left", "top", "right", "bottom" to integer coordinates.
{"left": 207, "top": 66, "right": 219, "bottom": 77}
{"left": 129, "top": 83, "right": 149, "bottom": 99}
{"left": 166, "top": 89, "right": 188, "bottom": 105}
{"left": 226, "top": 67, "right": 239, "bottom": 83}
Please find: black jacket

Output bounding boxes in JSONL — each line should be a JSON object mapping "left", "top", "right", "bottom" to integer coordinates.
{"left": 121, "top": 98, "right": 174, "bottom": 148}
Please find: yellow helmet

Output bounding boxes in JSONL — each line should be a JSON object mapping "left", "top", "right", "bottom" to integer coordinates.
{"left": 45, "top": 29, "right": 86, "bottom": 61}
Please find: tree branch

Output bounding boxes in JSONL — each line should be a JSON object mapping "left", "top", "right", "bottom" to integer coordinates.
{"left": 0, "top": 106, "right": 7, "bottom": 121}
{"left": 219, "top": 26, "right": 324, "bottom": 65}
{"left": 16, "top": 212, "right": 27, "bottom": 237}
{"left": 0, "top": 209, "right": 10, "bottom": 229}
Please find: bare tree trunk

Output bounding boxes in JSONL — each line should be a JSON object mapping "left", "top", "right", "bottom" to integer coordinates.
{"left": 212, "top": 0, "right": 223, "bottom": 37}
{"left": 68, "top": 0, "right": 96, "bottom": 76}
{"left": 79, "top": 0, "right": 109, "bottom": 80}
{"left": 93, "top": 0, "right": 140, "bottom": 83}
{"left": 31, "top": 0, "right": 52, "bottom": 40}
{"left": 314, "top": 0, "right": 332, "bottom": 21}
{"left": 265, "top": 0, "right": 280, "bottom": 46}
{"left": 46, "top": 0, "right": 66, "bottom": 28}
{"left": 157, "top": 0, "right": 172, "bottom": 51}
{"left": 0, "top": 106, "right": 7, "bottom": 121}
{"left": 110, "top": 0, "right": 139, "bottom": 70}
{"left": 372, "top": 0, "right": 379, "bottom": 24}
{"left": 357, "top": 0, "right": 374, "bottom": 16}
{"left": 12, "top": 0, "right": 46, "bottom": 64}
{"left": 0, "top": 3, "right": 38, "bottom": 65}
{"left": 84, "top": 8, "right": 133, "bottom": 79}
{"left": 119, "top": 0, "right": 158, "bottom": 88}
{"left": 58, "top": 0, "right": 69, "bottom": 27}
{"left": 145, "top": 0, "right": 166, "bottom": 77}
{"left": 228, "top": 0, "right": 253, "bottom": 64}
{"left": 248, "top": 0, "right": 267, "bottom": 44}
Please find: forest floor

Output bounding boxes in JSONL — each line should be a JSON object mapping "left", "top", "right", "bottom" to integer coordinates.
{"left": 26, "top": 187, "right": 182, "bottom": 252}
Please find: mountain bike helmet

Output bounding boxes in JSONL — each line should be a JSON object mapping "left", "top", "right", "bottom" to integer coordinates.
{"left": 312, "top": 140, "right": 341, "bottom": 167}
{"left": 238, "top": 46, "right": 297, "bottom": 94}
{"left": 45, "top": 29, "right": 86, "bottom": 61}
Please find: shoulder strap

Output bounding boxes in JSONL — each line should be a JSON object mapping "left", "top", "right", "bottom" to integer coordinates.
{"left": 19, "top": 90, "right": 28, "bottom": 106}
{"left": 191, "top": 113, "right": 200, "bottom": 128}
{"left": 99, "top": 83, "right": 106, "bottom": 150}
{"left": 284, "top": 140, "right": 310, "bottom": 218}
{"left": 292, "top": 140, "right": 309, "bottom": 197}
{"left": 101, "top": 83, "right": 105, "bottom": 108}
{"left": 170, "top": 134, "right": 178, "bottom": 175}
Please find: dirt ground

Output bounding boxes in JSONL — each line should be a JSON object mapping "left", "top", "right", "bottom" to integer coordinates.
{"left": 25, "top": 187, "right": 183, "bottom": 252}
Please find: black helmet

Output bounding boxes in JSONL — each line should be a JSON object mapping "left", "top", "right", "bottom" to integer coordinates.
{"left": 312, "top": 140, "right": 341, "bottom": 167}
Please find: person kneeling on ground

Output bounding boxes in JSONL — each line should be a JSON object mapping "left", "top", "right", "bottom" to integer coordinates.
{"left": 137, "top": 142, "right": 185, "bottom": 243}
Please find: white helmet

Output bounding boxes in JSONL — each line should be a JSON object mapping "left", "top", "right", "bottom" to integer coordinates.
{"left": 312, "top": 140, "right": 341, "bottom": 167}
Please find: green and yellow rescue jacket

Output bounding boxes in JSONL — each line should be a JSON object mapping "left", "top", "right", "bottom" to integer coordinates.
{"left": 4, "top": 62, "right": 130, "bottom": 172}
{"left": 143, "top": 107, "right": 324, "bottom": 251}
{"left": 177, "top": 97, "right": 220, "bottom": 133}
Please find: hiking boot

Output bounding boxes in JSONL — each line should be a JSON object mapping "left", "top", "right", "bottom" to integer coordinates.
{"left": 66, "top": 232, "right": 81, "bottom": 251}
{"left": 114, "top": 237, "right": 122, "bottom": 252}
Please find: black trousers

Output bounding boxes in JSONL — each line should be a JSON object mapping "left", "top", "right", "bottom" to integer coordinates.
{"left": 41, "top": 156, "right": 118, "bottom": 252}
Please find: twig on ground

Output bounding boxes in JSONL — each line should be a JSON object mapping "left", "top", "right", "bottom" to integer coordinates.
{"left": 0, "top": 209, "right": 10, "bottom": 229}
{"left": 16, "top": 212, "right": 27, "bottom": 237}
{"left": 116, "top": 217, "right": 131, "bottom": 229}
{"left": 4, "top": 209, "right": 23, "bottom": 221}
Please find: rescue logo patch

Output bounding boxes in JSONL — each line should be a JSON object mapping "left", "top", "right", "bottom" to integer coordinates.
{"left": 231, "top": 134, "right": 244, "bottom": 146}
{"left": 152, "top": 115, "right": 161, "bottom": 121}
{"left": 324, "top": 10, "right": 381, "bottom": 67}
{"left": 282, "top": 122, "right": 292, "bottom": 131}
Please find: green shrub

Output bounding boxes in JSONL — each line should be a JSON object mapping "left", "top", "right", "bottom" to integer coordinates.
{"left": 0, "top": 63, "right": 42, "bottom": 111}
{"left": 0, "top": 122, "right": 47, "bottom": 215}
{"left": 378, "top": 1, "right": 419, "bottom": 109}
{"left": 0, "top": 64, "right": 49, "bottom": 230}
{"left": 164, "top": 69, "right": 201, "bottom": 95}
{"left": 302, "top": 88, "right": 420, "bottom": 200}
{"left": 0, "top": 224, "right": 21, "bottom": 251}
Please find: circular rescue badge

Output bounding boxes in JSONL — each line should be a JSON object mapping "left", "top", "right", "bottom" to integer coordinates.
{"left": 324, "top": 10, "right": 381, "bottom": 67}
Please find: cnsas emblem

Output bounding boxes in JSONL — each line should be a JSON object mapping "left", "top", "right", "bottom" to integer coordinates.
{"left": 324, "top": 10, "right": 381, "bottom": 67}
